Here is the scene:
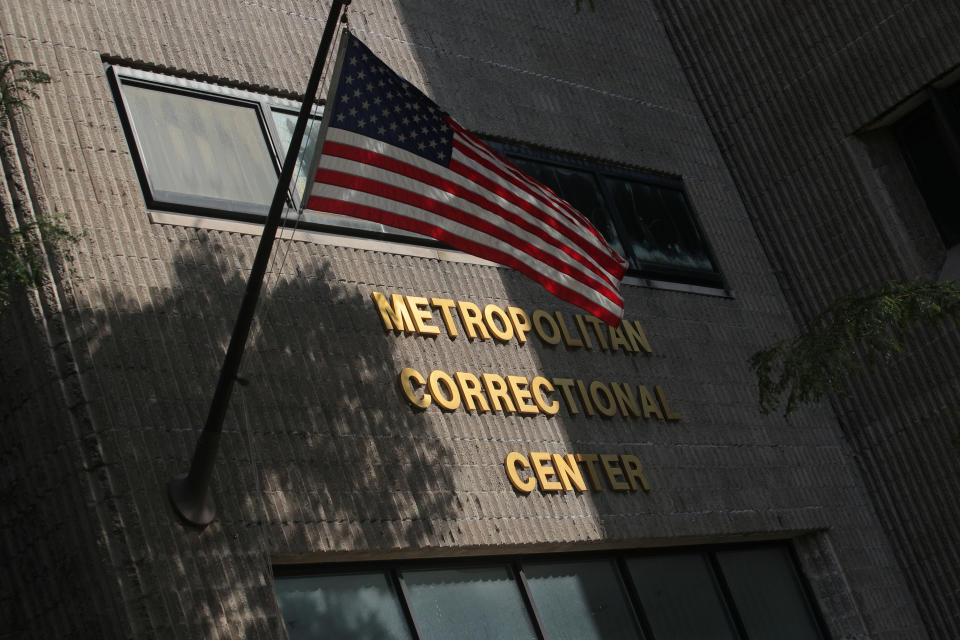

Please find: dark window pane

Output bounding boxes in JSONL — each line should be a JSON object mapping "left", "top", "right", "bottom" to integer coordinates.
{"left": 603, "top": 177, "right": 714, "bottom": 272}
{"left": 894, "top": 100, "right": 960, "bottom": 247}
{"left": 716, "top": 547, "right": 824, "bottom": 640}
{"left": 402, "top": 566, "right": 538, "bottom": 640}
{"left": 511, "top": 157, "right": 626, "bottom": 256}
{"left": 627, "top": 552, "right": 737, "bottom": 640}
{"left": 524, "top": 559, "right": 642, "bottom": 640}
{"left": 122, "top": 84, "right": 278, "bottom": 213}
{"left": 274, "top": 572, "right": 412, "bottom": 640}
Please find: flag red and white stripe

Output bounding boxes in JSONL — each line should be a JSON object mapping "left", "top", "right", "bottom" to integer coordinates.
{"left": 305, "top": 33, "right": 627, "bottom": 325}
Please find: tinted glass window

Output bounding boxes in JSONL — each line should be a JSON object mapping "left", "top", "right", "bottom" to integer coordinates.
{"left": 716, "top": 547, "right": 824, "bottom": 640}
{"left": 603, "top": 177, "right": 714, "bottom": 272}
{"left": 524, "top": 559, "right": 642, "bottom": 640}
{"left": 500, "top": 144, "right": 721, "bottom": 286}
{"left": 275, "top": 572, "right": 412, "bottom": 640}
{"left": 627, "top": 553, "right": 737, "bottom": 640}
{"left": 274, "top": 543, "right": 826, "bottom": 640}
{"left": 402, "top": 566, "right": 538, "bottom": 640}
{"left": 894, "top": 98, "right": 960, "bottom": 247}
{"left": 511, "top": 158, "right": 626, "bottom": 257}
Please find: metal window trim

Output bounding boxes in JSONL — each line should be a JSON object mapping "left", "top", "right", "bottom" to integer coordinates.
{"left": 107, "top": 64, "right": 728, "bottom": 293}
{"left": 110, "top": 64, "right": 304, "bottom": 111}
{"left": 488, "top": 138, "right": 725, "bottom": 287}
{"left": 107, "top": 63, "right": 322, "bottom": 215}
{"left": 273, "top": 540, "right": 830, "bottom": 640}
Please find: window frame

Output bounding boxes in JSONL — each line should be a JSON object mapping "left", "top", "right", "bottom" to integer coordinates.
{"left": 108, "top": 65, "right": 725, "bottom": 290}
{"left": 106, "top": 64, "right": 321, "bottom": 222}
{"left": 487, "top": 140, "right": 724, "bottom": 288}
{"left": 273, "top": 541, "right": 827, "bottom": 640}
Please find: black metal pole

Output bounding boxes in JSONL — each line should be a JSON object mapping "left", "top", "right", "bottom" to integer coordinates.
{"left": 168, "top": 0, "right": 351, "bottom": 527}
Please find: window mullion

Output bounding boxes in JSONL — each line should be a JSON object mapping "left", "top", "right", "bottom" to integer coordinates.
{"left": 706, "top": 552, "right": 750, "bottom": 640}
{"left": 254, "top": 99, "right": 295, "bottom": 210}
{"left": 594, "top": 169, "right": 639, "bottom": 269}
{"left": 393, "top": 569, "right": 426, "bottom": 640}
{"left": 259, "top": 99, "right": 287, "bottom": 173}
{"left": 514, "top": 562, "right": 549, "bottom": 640}
{"left": 615, "top": 556, "right": 656, "bottom": 640}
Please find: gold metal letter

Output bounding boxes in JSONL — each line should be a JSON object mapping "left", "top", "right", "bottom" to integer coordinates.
{"left": 583, "top": 315, "right": 609, "bottom": 350}
{"left": 611, "top": 382, "right": 641, "bottom": 417}
{"left": 457, "top": 301, "right": 490, "bottom": 340}
{"left": 552, "top": 454, "right": 587, "bottom": 492}
{"left": 482, "top": 373, "right": 517, "bottom": 413}
{"left": 406, "top": 296, "right": 440, "bottom": 335}
{"left": 483, "top": 304, "right": 514, "bottom": 342}
{"left": 529, "top": 452, "right": 563, "bottom": 491}
{"left": 638, "top": 385, "right": 664, "bottom": 420}
{"left": 371, "top": 291, "right": 415, "bottom": 333}
{"left": 575, "top": 379, "right": 596, "bottom": 416}
{"left": 608, "top": 324, "right": 632, "bottom": 352}
{"left": 430, "top": 298, "right": 459, "bottom": 337}
{"left": 655, "top": 385, "right": 681, "bottom": 421}
{"left": 589, "top": 381, "right": 617, "bottom": 417}
{"left": 530, "top": 377, "right": 560, "bottom": 415}
{"left": 552, "top": 378, "right": 579, "bottom": 415}
{"left": 506, "top": 375, "right": 538, "bottom": 415}
{"left": 575, "top": 454, "right": 604, "bottom": 491}
{"left": 427, "top": 370, "right": 461, "bottom": 411}
{"left": 455, "top": 371, "right": 490, "bottom": 413}
{"left": 505, "top": 452, "right": 536, "bottom": 493}
{"left": 623, "top": 320, "right": 653, "bottom": 353}
{"left": 555, "top": 312, "right": 584, "bottom": 348}
{"left": 621, "top": 455, "right": 651, "bottom": 492}
{"left": 532, "top": 310, "right": 562, "bottom": 345}
{"left": 398, "top": 367, "right": 430, "bottom": 409}
{"left": 600, "top": 454, "right": 630, "bottom": 491}
{"left": 507, "top": 306, "right": 531, "bottom": 343}
{"left": 574, "top": 315, "right": 594, "bottom": 349}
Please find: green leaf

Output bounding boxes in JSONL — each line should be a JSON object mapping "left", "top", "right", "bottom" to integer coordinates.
{"left": 749, "top": 278, "right": 960, "bottom": 416}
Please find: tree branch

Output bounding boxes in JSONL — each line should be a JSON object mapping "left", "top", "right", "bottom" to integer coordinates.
{"left": 749, "top": 278, "right": 960, "bottom": 416}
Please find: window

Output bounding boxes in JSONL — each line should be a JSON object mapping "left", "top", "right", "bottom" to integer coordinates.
{"left": 491, "top": 142, "right": 722, "bottom": 287}
{"left": 892, "top": 84, "right": 960, "bottom": 249}
{"left": 109, "top": 66, "right": 722, "bottom": 287}
{"left": 107, "top": 65, "right": 322, "bottom": 220}
{"left": 108, "top": 65, "right": 430, "bottom": 242}
{"left": 274, "top": 543, "right": 826, "bottom": 640}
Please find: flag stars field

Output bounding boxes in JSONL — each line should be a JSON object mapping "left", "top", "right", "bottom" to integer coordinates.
{"left": 307, "top": 33, "right": 627, "bottom": 324}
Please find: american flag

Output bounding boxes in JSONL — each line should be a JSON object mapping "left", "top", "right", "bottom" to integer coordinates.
{"left": 305, "top": 32, "right": 627, "bottom": 325}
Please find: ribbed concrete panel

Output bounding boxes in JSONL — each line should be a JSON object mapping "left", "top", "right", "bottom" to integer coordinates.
{"left": 0, "top": 0, "right": 934, "bottom": 637}
{"left": 654, "top": 1, "right": 960, "bottom": 637}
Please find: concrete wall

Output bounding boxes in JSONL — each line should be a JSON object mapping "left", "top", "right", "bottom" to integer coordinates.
{"left": 654, "top": 2, "right": 960, "bottom": 637}
{"left": 0, "top": 1, "right": 929, "bottom": 637}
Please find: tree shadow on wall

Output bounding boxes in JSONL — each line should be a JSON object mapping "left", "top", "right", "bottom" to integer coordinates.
{"left": 78, "top": 232, "right": 459, "bottom": 638}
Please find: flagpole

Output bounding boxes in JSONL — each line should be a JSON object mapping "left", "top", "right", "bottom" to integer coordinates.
{"left": 168, "top": 0, "right": 351, "bottom": 527}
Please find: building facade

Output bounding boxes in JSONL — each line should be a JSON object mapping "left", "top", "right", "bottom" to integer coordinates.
{"left": 1, "top": 0, "right": 956, "bottom": 638}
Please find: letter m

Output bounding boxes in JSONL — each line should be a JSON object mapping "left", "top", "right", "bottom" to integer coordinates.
{"left": 371, "top": 292, "right": 416, "bottom": 333}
